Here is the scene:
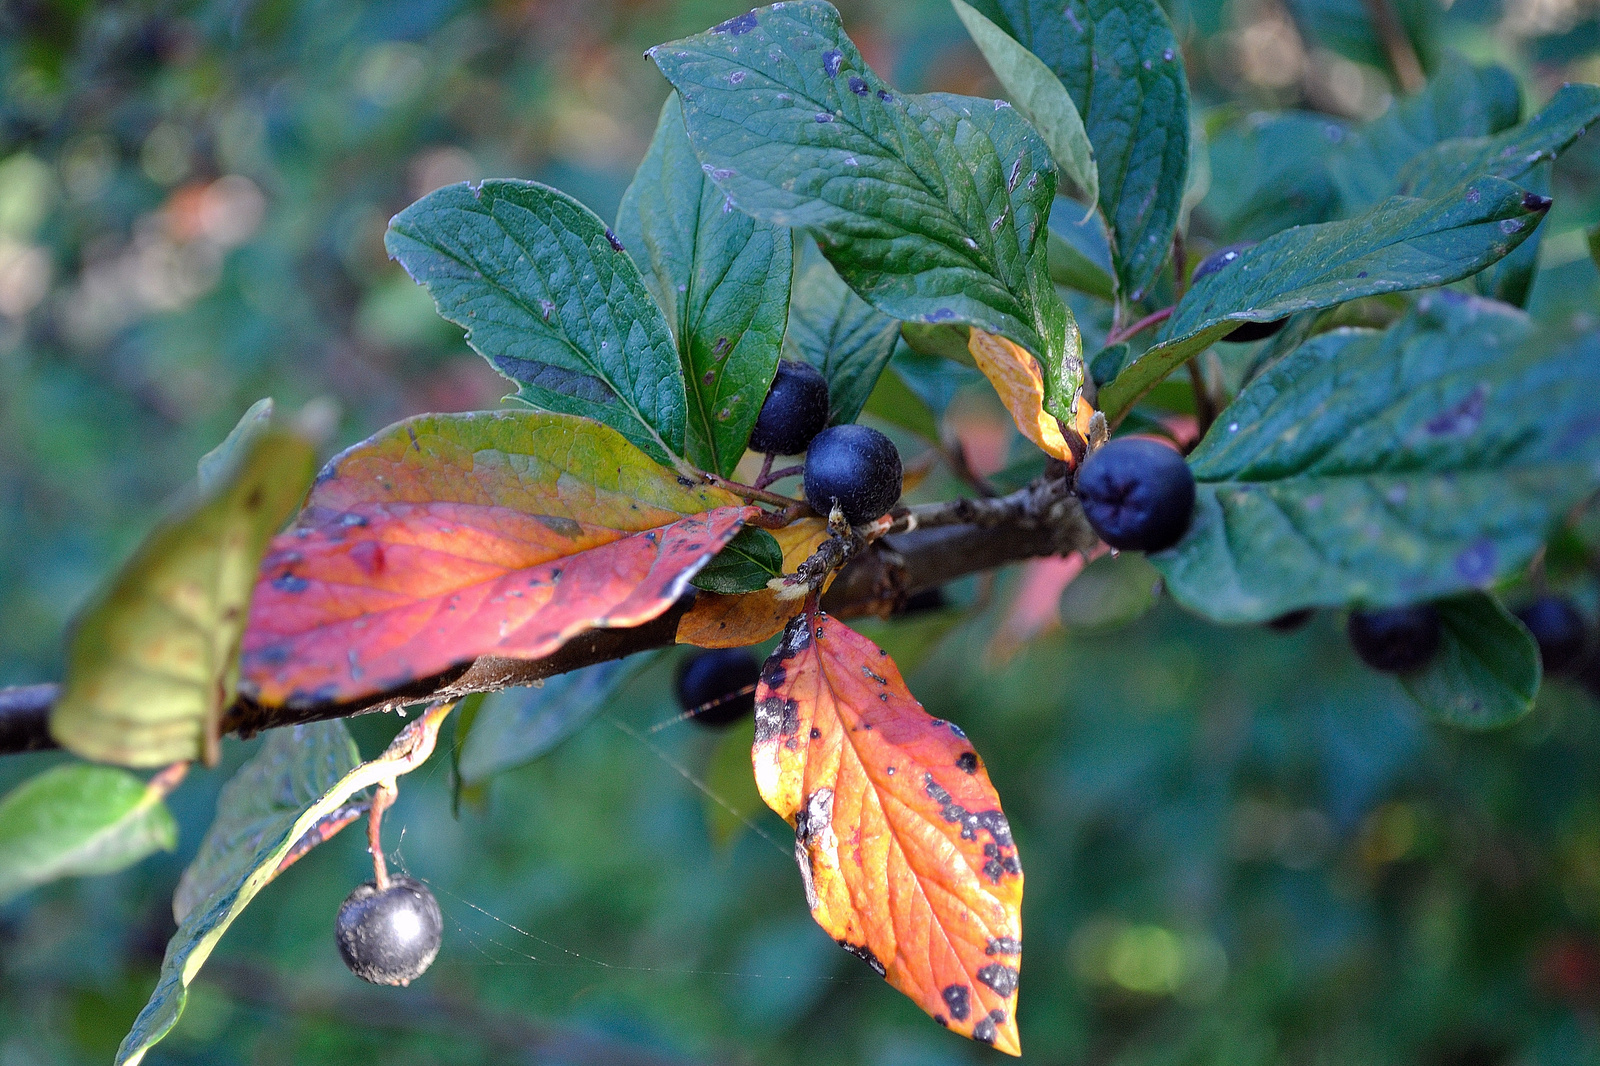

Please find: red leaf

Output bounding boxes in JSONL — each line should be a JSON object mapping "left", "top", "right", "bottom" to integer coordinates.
{"left": 242, "top": 411, "right": 755, "bottom": 707}
{"left": 753, "top": 610, "right": 1024, "bottom": 1055}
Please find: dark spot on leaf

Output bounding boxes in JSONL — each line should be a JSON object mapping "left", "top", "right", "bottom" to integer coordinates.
{"left": 956, "top": 752, "right": 978, "bottom": 774}
{"left": 1425, "top": 384, "right": 1486, "bottom": 436}
{"left": 861, "top": 665, "right": 887, "bottom": 684}
{"left": 712, "top": 335, "right": 733, "bottom": 356}
{"left": 927, "top": 308, "right": 956, "bottom": 322}
{"left": 815, "top": 112, "right": 833, "bottom": 123}
{"left": 535, "top": 514, "right": 584, "bottom": 538}
{"left": 713, "top": 11, "right": 758, "bottom": 34}
{"left": 822, "top": 49, "right": 842, "bottom": 77}
{"left": 933, "top": 1014, "right": 948, "bottom": 1028}
{"left": 604, "top": 228, "right": 625, "bottom": 252}
{"left": 837, "top": 939, "right": 886, "bottom": 976}
{"left": 250, "top": 643, "right": 292, "bottom": 667}
{"left": 972, "top": 1009, "right": 1006, "bottom": 1045}
{"left": 349, "top": 540, "right": 385, "bottom": 576}
{"left": 245, "top": 488, "right": 264, "bottom": 509}
{"left": 754, "top": 697, "right": 800, "bottom": 744}
{"left": 677, "top": 476, "right": 695, "bottom": 487}
{"left": 977, "top": 963, "right": 1019, "bottom": 998}
{"left": 942, "top": 984, "right": 971, "bottom": 1021}
{"left": 810, "top": 727, "right": 821, "bottom": 739}
{"left": 877, "top": 89, "right": 894, "bottom": 102}
{"left": 339, "top": 513, "right": 368, "bottom": 528}
{"left": 1523, "top": 191, "right": 1553, "bottom": 211}
{"left": 495, "top": 357, "right": 616, "bottom": 403}
{"left": 272, "top": 572, "right": 309, "bottom": 593}
{"left": 848, "top": 75, "right": 868, "bottom": 95}
{"left": 986, "top": 937, "right": 1021, "bottom": 956}
{"left": 1357, "top": 271, "right": 1368, "bottom": 278}
{"left": 949, "top": 721, "right": 967, "bottom": 739}
{"left": 1455, "top": 538, "right": 1497, "bottom": 584}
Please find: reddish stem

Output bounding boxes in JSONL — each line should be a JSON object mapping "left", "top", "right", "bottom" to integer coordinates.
{"left": 754, "top": 464, "right": 805, "bottom": 490}
{"left": 1105, "top": 306, "right": 1174, "bottom": 346}
{"left": 368, "top": 781, "right": 397, "bottom": 891}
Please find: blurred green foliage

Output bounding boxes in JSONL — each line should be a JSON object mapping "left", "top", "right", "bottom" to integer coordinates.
{"left": 3, "top": 0, "right": 1600, "bottom": 1063}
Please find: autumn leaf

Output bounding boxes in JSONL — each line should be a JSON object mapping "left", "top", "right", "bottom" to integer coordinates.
{"left": 242, "top": 411, "right": 756, "bottom": 708}
{"left": 677, "top": 517, "right": 830, "bottom": 648}
{"left": 753, "top": 610, "right": 1024, "bottom": 1054}
{"left": 968, "top": 329, "right": 1091, "bottom": 462}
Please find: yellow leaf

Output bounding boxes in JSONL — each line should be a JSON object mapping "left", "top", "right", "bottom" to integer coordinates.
{"left": 967, "top": 328, "right": 1078, "bottom": 461}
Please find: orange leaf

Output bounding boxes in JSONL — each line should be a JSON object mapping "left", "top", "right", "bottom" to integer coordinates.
{"left": 676, "top": 517, "right": 831, "bottom": 648}
{"left": 967, "top": 328, "right": 1074, "bottom": 462}
{"left": 242, "top": 411, "right": 755, "bottom": 707}
{"left": 754, "top": 611, "right": 1024, "bottom": 1054}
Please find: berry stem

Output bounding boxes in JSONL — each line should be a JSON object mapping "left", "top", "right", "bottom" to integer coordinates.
{"left": 754, "top": 464, "right": 805, "bottom": 490}
{"left": 702, "top": 473, "right": 806, "bottom": 509}
{"left": 756, "top": 452, "right": 775, "bottom": 486}
{"left": 1186, "top": 359, "right": 1219, "bottom": 443}
{"left": 1105, "top": 305, "right": 1174, "bottom": 346}
{"left": 368, "top": 779, "right": 398, "bottom": 891}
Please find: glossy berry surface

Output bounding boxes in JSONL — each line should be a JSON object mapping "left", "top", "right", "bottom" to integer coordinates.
{"left": 748, "top": 360, "right": 831, "bottom": 455}
{"left": 1516, "top": 595, "right": 1590, "bottom": 676}
{"left": 335, "top": 876, "right": 443, "bottom": 986}
{"left": 676, "top": 648, "right": 761, "bottom": 727}
{"left": 1076, "top": 436, "right": 1196, "bottom": 553}
{"left": 1191, "top": 242, "right": 1286, "bottom": 342}
{"left": 1347, "top": 605, "right": 1442, "bottom": 673}
{"left": 803, "top": 424, "right": 903, "bottom": 526}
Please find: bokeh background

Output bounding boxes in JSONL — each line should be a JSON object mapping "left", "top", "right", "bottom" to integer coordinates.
{"left": 4, "top": 0, "right": 1600, "bottom": 1063}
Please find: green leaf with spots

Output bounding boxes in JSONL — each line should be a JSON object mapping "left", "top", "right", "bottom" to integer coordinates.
{"left": 617, "top": 94, "right": 792, "bottom": 477}
{"left": 1398, "top": 594, "right": 1541, "bottom": 730}
{"left": 387, "top": 181, "right": 690, "bottom": 471}
{"left": 50, "top": 420, "right": 316, "bottom": 768}
{"left": 692, "top": 526, "right": 784, "bottom": 594}
{"left": 650, "top": 1, "right": 1082, "bottom": 428}
{"left": 951, "top": 0, "right": 1097, "bottom": 206}
{"left": 1397, "top": 83, "right": 1600, "bottom": 200}
{"left": 969, "top": 0, "right": 1190, "bottom": 300}
{"left": 1150, "top": 296, "right": 1600, "bottom": 624}
{"left": 1097, "top": 177, "right": 1550, "bottom": 421}
{"left": 784, "top": 246, "right": 903, "bottom": 426}
{"left": 0, "top": 764, "right": 177, "bottom": 904}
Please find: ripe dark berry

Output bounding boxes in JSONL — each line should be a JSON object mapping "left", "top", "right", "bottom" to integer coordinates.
{"left": 1266, "top": 608, "right": 1315, "bottom": 632}
{"left": 748, "top": 360, "right": 831, "bottom": 455}
{"left": 335, "top": 877, "right": 442, "bottom": 986}
{"left": 803, "top": 424, "right": 903, "bottom": 526}
{"left": 1347, "top": 605, "right": 1442, "bottom": 673}
{"left": 1516, "top": 595, "right": 1590, "bottom": 676}
{"left": 676, "top": 648, "right": 761, "bottom": 727}
{"left": 1191, "top": 242, "right": 1286, "bottom": 342}
{"left": 1076, "top": 436, "right": 1196, "bottom": 553}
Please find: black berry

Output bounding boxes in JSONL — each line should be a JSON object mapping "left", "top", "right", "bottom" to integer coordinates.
{"left": 676, "top": 648, "right": 761, "bottom": 727}
{"left": 1347, "top": 605, "right": 1442, "bottom": 673}
{"left": 803, "top": 424, "right": 903, "bottom": 526}
{"left": 1191, "top": 242, "right": 1286, "bottom": 342}
{"left": 1516, "top": 595, "right": 1590, "bottom": 676}
{"left": 748, "top": 360, "right": 831, "bottom": 455}
{"left": 1266, "top": 608, "right": 1315, "bottom": 632}
{"left": 1076, "top": 436, "right": 1196, "bottom": 553}
{"left": 335, "top": 877, "right": 443, "bottom": 986}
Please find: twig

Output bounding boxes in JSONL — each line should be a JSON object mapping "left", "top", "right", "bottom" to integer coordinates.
{"left": 753, "top": 464, "right": 804, "bottom": 490}
{"left": 1187, "top": 359, "right": 1219, "bottom": 441}
{"left": 700, "top": 473, "right": 804, "bottom": 509}
{"left": 1361, "top": 0, "right": 1425, "bottom": 92}
{"left": 1105, "top": 306, "right": 1174, "bottom": 346}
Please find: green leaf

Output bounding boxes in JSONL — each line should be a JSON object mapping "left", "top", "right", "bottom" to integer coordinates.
{"left": 1047, "top": 198, "right": 1116, "bottom": 300}
{"left": 1397, "top": 594, "right": 1541, "bottom": 730}
{"left": 950, "top": 0, "right": 1097, "bottom": 206}
{"left": 1397, "top": 83, "right": 1600, "bottom": 201}
{"left": 701, "top": 715, "right": 768, "bottom": 849}
{"left": 197, "top": 398, "right": 274, "bottom": 492}
{"left": 784, "top": 246, "right": 903, "bottom": 426}
{"left": 971, "top": 0, "right": 1190, "bottom": 300}
{"left": 457, "top": 659, "right": 652, "bottom": 784}
{"left": 1150, "top": 295, "right": 1600, "bottom": 623}
{"left": 650, "top": 1, "right": 1081, "bottom": 427}
{"left": 1203, "top": 113, "right": 1346, "bottom": 241}
{"left": 171, "top": 720, "right": 360, "bottom": 924}
{"left": 50, "top": 426, "right": 316, "bottom": 768}
{"left": 118, "top": 705, "right": 451, "bottom": 1066}
{"left": 1476, "top": 163, "right": 1549, "bottom": 308}
{"left": 386, "top": 180, "right": 690, "bottom": 471}
{"left": 863, "top": 363, "right": 943, "bottom": 443}
{"left": 0, "top": 764, "right": 177, "bottom": 904}
{"left": 692, "top": 526, "right": 784, "bottom": 594}
{"left": 1587, "top": 222, "right": 1600, "bottom": 270}
{"left": 617, "top": 94, "right": 793, "bottom": 477}
{"left": 1098, "top": 176, "right": 1551, "bottom": 422}
{"left": 899, "top": 322, "right": 976, "bottom": 365}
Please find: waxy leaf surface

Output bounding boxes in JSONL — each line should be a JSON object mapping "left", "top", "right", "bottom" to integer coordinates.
{"left": 651, "top": 0, "right": 1081, "bottom": 427}
{"left": 753, "top": 612, "right": 1024, "bottom": 1053}
{"left": 0, "top": 764, "right": 177, "bottom": 904}
{"left": 617, "top": 94, "right": 792, "bottom": 476}
{"left": 119, "top": 707, "right": 450, "bottom": 1066}
{"left": 241, "top": 411, "right": 754, "bottom": 708}
{"left": 785, "top": 246, "right": 903, "bottom": 427}
{"left": 692, "top": 526, "right": 785, "bottom": 595}
{"left": 387, "top": 181, "right": 689, "bottom": 469}
{"left": 1152, "top": 296, "right": 1600, "bottom": 623}
{"left": 51, "top": 426, "right": 316, "bottom": 767}
{"left": 1398, "top": 593, "right": 1541, "bottom": 730}
{"left": 971, "top": 0, "right": 1189, "bottom": 299}
{"left": 1099, "top": 177, "right": 1550, "bottom": 421}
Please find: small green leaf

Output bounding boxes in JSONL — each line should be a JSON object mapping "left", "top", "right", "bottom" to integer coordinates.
{"left": 1204, "top": 113, "right": 1345, "bottom": 241}
{"left": 864, "top": 363, "right": 943, "bottom": 443}
{"left": 692, "top": 526, "right": 784, "bottom": 594}
{"left": 118, "top": 705, "right": 452, "bottom": 1066}
{"left": 1398, "top": 594, "right": 1541, "bottom": 730}
{"left": 1099, "top": 177, "right": 1550, "bottom": 422}
{"left": 386, "top": 180, "right": 690, "bottom": 470}
{"left": 950, "top": 0, "right": 1097, "bottom": 206}
{"left": 617, "top": 94, "right": 793, "bottom": 476}
{"left": 457, "top": 658, "right": 653, "bottom": 784}
{"left": 1397, "top": 83, "right": 1600, "bottom": 201}
{"left": 0, "top": 764, "right": 177, "bottom": 904}
{"left": 1151, "top": 296, "right": 1600, "bottom": 623}
{"left": 50, "top": 425, "right": 316, "bottom": 768}
{"left": 971, "top": 0, "right": 1190, "bottom": 300}
{"left": 899, "top": 322, "right": 976, "bottom": 365}
{"left": 785, "top": 247, "right": 903, "bottom": 426}
{"left": 650, "top": 1, "right": 1081, "bottom": 427}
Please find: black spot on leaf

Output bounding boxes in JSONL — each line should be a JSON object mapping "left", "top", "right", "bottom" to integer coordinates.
{"left": 972, "top": 1008, "right": 1006, "bottom": 1045}
{"left": 956, "top": 752, "right": 978, "bottom": 774}
{"left": 713, "top": 11, "right": 758, "bottom": 34}
{"left": 942, "top": 984, "right": 971, "bottom": 1021}
{"left": 986, "top": 937, "right": 1021, "bottom": 956}
{"left": 977, "top": 963, "right": 1019, "bottom": 998}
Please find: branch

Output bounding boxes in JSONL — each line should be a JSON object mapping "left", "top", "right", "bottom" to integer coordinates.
{"left": 0, "top": 479, "right": 1097, "bottom": 758}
